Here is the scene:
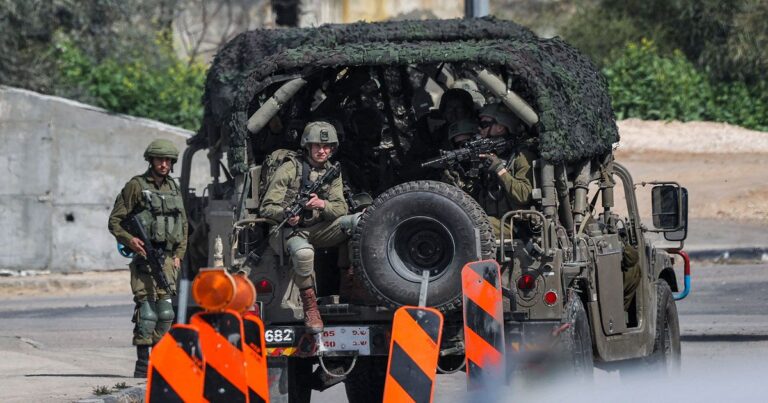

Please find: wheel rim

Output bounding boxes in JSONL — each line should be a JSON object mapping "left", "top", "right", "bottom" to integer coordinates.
{"left": 387, "top": 216, "right": 456, "bottom": 282}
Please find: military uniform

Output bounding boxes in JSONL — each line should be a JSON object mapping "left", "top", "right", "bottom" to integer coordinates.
{"left": 259, "top": 121, "right": 358, "bottom": 333}
{"left": 476, "top": 103, "right": 536, "bottom": 239}
{"left": 479, "top": 146, "right": 536, "bottom": 238}
{"left": 621, "top": 234, "right": 642, "bottom": 311}
{"left": 260, "top": 156, "right": 355, "bottom": 276}
{"left": 107, "top": 139, "right": 187, "bottom": 378}
{"left": 440, "top": 118, "right": 480, "bottom": 194}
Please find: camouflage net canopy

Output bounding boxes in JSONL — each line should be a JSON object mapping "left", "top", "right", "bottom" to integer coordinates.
{"left": 196, "top": 17, "right": 619, "bottom": 177}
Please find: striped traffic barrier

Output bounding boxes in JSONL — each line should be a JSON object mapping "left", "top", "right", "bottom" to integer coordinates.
{"left": 383, "top": 306, "right": 444, "bottom": 403}
{"left": 462, "top": 260, "right": 505, "bottom": 388}
{"left": 191, "top": 310, "right": 249, "bottom": 402}
{"left": 243, "top": 313, "right": 269, "bottom": 403}
{"left": 146, "top": 324, "right": 206, "bottom": 403}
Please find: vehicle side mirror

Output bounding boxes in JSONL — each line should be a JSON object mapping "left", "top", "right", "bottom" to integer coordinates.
{"left": 664, "top": 187, "right": 688, "bottom": 241}
{"left": 651, "top": 185, "right": 688, "bottom": 241}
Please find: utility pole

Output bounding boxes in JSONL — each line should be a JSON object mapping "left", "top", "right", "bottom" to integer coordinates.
{"left": 464, "top": 0, "right": 489, "bottom": 18}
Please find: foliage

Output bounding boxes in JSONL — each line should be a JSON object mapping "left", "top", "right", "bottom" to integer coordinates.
{"left": 0, "top": 0, "right": 177, "bottom": 92}
{"left": 561, "top": 0, "right": 768, "bottom": 83}
{"left": 92, "top": 385, "right": 111, "bottom": 396}
{"left": 56, "top": 35, "right": 206, "bottom": 131}
{"left": 604, "top": 40, "right": 768, "bottom": 131}
{"left": 0, "top": 0, "right": 204, "bottom": 130}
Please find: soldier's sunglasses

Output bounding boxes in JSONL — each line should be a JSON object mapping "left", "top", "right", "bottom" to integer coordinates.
{"left": 479, "top": 119, "right": 497, "bottom": 129}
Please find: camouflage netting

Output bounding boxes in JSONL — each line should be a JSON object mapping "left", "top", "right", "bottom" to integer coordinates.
{"left": 196, "top": 17, "right": 619, "bottom": 176}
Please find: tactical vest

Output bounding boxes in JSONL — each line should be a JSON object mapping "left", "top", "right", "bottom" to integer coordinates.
{"left": 132, "top": 175, "right": 184, "bottom": 248}
{"left": 283, "top": 159, "right": 334, "bottom": 227}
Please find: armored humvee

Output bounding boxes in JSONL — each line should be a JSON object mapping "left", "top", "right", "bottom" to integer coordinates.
{"left": 179, "top": 17, "right": 690, "bottom": 402}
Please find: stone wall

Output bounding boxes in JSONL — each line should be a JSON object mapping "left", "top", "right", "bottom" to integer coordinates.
{"left": 0, "top": 86, "right": 210, "bottom": 272}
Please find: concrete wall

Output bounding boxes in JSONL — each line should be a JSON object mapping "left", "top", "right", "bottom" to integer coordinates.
{"left": 0, "top": 87, "right": 210, "bottom": 272}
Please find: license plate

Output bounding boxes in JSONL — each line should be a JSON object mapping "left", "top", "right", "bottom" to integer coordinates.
{"left": 318, "top": 326, "right": 371, "bottom": 355}
{"left": 264, "top": 327, "right": 296, "bottom": 346}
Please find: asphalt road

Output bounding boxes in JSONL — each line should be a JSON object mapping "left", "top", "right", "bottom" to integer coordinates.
{"left": 1, "top": 261, "right": 767, "bottom": 402}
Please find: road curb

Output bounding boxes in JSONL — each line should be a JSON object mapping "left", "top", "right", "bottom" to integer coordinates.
{"left": 687, "top": 247, "right": 768, "bottom": 262}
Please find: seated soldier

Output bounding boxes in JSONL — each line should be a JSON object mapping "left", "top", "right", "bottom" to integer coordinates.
{"left": 475, "top": 103, "right": 537, "bottom": 239}
{"left": 259, "top": 121, "right": 359, "bottom": 333}
{"left": 441, "top": 118, "right": 480, "bottom": 194}
{"left": 408, "top": 88, "right": 477, "bottom": 161}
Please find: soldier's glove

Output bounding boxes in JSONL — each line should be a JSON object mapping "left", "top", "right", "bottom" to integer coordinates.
{"left": 484, "top": 155, "right": 505, "bottom": 173}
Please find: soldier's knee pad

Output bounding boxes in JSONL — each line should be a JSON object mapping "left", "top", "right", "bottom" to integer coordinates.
{"left": 135, "top": 300, "right": 158, "bottom": 343}
{"left": 153, "top": 298, "right": 174, "bottom": 341}
{"left": 291, "top": 246, "right": 315, "bottom": 277}
{"left": 156, "top": 298, "right": 174, "bottom": 322}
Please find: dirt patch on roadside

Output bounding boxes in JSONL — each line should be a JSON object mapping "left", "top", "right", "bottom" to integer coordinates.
{"left": 0, "top": 270, "right": 129, "bottom": 299}
{"left": 616, "top": 120, "right": 768, "bottom": 224}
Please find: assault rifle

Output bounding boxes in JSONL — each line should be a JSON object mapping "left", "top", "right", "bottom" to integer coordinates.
{"left": 129, "top": 216, "right": 176, "bottom": 296}
{"left": 245, "top": 162, "right": 342, "bottom": 266}
{"left": 421, "top": 136, "right": 514, "bottom": 177}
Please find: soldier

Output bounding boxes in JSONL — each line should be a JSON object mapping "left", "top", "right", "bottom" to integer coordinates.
{"left": 441, "top": 119, "right": 480, "bottom": 194}
{"left": 108, "top": 139, "right": 188, "bottom": 378}
{"left": 259, "top": 121, "right": 358, "bottom": 334}
{"left": 446, "top": 118, "right": 477, "bottom": 149}
{"left": 476, "top": 103, "right": 536, "bottom": 238}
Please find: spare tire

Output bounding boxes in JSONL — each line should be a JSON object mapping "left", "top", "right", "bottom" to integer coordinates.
{"left": 351, "top": 181, "right": 496, "bottom": 312}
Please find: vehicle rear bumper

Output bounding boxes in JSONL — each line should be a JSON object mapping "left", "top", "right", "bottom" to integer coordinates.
{"left": 264, "top": 323, "right": 392, "bottom": 357}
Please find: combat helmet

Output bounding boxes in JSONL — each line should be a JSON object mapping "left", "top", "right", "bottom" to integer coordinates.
{"left": 479, "top": 103, "right": 521, "bottom": 133}
{"left": 447, "top": 119, "right": 478, "bottom": 143}
{"left": 144, "top": 139, "right": 179, "bottom": 162}
{"left": 300, "top": 121, "right": 339, "bottom": 148}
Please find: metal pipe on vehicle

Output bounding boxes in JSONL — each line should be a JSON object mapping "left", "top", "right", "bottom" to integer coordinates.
{"left": 541, "top": 162, "right": 557, "bottom": 219}
{"left": 600, "top": 154, "right": 615, "bottom": 211}
{"left": 573, "top": 160, "right": 591, "bottom": 227}
{"left": 473, "top": 69, "right": 539, "bottom": 127}
{"left": 246, "top": 77, "right": 308, "bottom": 134}
{"left": 555, "top": 164, "right": 574, "bottom": 234}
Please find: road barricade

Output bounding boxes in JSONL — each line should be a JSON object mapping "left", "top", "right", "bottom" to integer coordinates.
{"left": 461, "top": 260, "right": 506, "bottom": 388}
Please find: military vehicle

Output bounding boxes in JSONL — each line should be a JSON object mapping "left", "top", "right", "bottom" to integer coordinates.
{"left": 179, "top": 17, "right": 690, "bottom": 402}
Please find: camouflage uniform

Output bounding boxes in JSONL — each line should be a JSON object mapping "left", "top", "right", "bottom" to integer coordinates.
{"left": 621, "top": 234, "right": 642, "bottom": 311}
{"left": 440, "top": 118, "right": 480, "bottom": 194}
{"left": 259, "top": 157, "right": 354, "bottom": 274}
{"left": 108, "top": 139, "right": 187, "bottom": 377}
{"left": 477, "top": 103, "right": 536, "bottom": 239}
{"left": 259, "top": 121, "right": 358, "bottom": 333}
{"left": 479, "top": 146, "right": 536, "bottom": 238}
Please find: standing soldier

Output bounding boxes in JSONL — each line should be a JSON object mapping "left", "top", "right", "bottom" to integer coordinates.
{"left": 108, "top": 139, "right": 187, "bottom": 378}
{"left": 259, "top": 121, "right": 358, "bottom": 334}
{"left": 476, "top": 103, "right": 537, "bottom": 238}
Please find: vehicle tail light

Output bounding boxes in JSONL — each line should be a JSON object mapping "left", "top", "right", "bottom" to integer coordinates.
{"left": 517, "top": 274, "right": 536, "bottom": 291}
{"left": 255, "top": 278, "right": 273, "bottom": 294}
{"left": 543, "top": 290, "right": 558, "bottom": 306}
{"left": 191, "top": 267, "right": 235, "bottom": 311}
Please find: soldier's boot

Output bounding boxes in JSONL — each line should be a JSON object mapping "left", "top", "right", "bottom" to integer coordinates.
{"left": 299, "top": 287, "right": 324, "bottom": 334}
{"left": 134, "top": 345, "right": 150, "bottom": 378}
